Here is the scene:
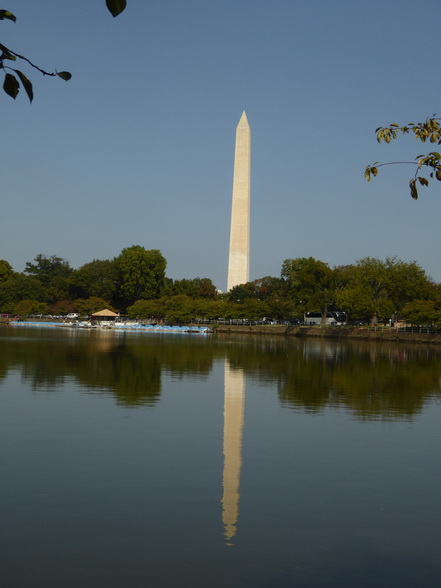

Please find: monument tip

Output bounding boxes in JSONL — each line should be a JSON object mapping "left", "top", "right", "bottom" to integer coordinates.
{"left": 237, "top": 111, "right": 249, "bottom": 129}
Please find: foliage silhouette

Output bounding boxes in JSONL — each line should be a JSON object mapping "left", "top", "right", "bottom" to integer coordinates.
{"left": 1, "top": 2, "right": 126, "bottom": 101}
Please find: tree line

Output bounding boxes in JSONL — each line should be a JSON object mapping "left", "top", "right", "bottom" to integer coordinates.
{"left": 1, "top": 246, "right": 440, "bottom": 326}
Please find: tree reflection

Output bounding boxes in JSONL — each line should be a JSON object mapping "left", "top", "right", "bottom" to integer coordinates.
{"left": 218, "top": 335, "right": 441, "bottom": 419}
{"left": 0, "top": 328, "right": 217, "bottom": 407}
{"left": 1, "top": 327, "right": 441, "bottom": 417}
{"left": 275, "top": 340, "right": 440, "bottom": 419}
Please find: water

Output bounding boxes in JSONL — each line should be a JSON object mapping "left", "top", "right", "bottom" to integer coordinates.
{"left": 1, "top": 326, "right": 441, "bottom": 587}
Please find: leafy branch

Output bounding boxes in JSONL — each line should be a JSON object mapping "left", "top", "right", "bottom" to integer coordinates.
{"left": 365, "top": 117, "right": 441, "bottom": 200}
{"left": 1, "top": 1, "right": 126, "bottom": 102}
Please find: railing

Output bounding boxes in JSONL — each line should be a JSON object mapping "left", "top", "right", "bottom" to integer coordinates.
{"left": 191, "top": 320, "right": 441, "bottom": 334}
{"left": 190, "top": 318, "right": 291, "bottom": 326}
{"left": 366, "top": 326, "right": 441, "bottom": 335}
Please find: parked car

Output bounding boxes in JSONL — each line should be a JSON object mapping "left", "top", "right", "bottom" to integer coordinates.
{"left": 287, "top": 318, "right": 303, "bottom": 326}
{"left": 66, "top": 313, "right": 79, "bottom": 319}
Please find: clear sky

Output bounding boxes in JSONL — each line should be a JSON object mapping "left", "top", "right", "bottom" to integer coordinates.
{"left": 2, "top": 0, "right": 441, "bottom": 290}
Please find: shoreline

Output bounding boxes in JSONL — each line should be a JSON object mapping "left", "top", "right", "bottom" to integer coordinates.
{"left": 212, "top": 324, "right": 441, "bottom": 345}
{"left": 3, "top": 318, "right": 441, "bottom": 344}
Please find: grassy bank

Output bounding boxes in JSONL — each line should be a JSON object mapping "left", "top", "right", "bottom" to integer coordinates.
{"left": 212, "top": 324, "right": 441, "bottom": 345}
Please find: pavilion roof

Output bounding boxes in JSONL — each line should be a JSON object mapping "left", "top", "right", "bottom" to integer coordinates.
{"left": 91, "top": 308, "right": 118, "bottom": 317}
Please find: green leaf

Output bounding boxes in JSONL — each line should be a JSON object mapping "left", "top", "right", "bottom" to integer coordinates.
{"left": 0, "top": 10, "right": 16, "bottom": 22}
{"left": 364, "top": 168, "right": 371, "bottom": 182}
{"left": 418, "top": 177, "right": 429, "bottom": 187}
{"left": 106, "top": 0, "right": 127, "bottom": 17}
{"left": 409, "top": 179, "right": 418, "bottom": 200}
{"left": 14, "top": 69, "right": 33, "bottom": 102}
{"left": 436, "top": 169, "right": 441, "bottom": 181}
{"left": 3, "top": 73, "right": 19, "bottom": 99}
{"left": 371, "top": 167, "right": 378, "bottom": 177}
{"left": 57, "top": 71, "right": 72, "bottom": 81}
{"left": 1, "top": 52, "right": 16, "bottom": 61}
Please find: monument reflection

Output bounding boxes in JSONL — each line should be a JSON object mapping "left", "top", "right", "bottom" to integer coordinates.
{"left": 221, "top": 359, "right": 246, "bottom": 545}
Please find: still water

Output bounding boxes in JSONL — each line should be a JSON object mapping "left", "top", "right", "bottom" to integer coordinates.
{"left": 1, "top": 326, "right": 440, "bottom": 587}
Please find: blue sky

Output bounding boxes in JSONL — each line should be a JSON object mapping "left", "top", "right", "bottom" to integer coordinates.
{"left": 2, "top": 0, "right": 441, "bottom": 290}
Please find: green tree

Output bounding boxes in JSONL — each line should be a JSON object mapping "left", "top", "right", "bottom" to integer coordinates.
{"left": 266, "top": 296, "right": 296, "bottom": 321}
{"left": 115, "top": 246, "right": 166, "bottom": 308}
{"left": 203, "top": 299, "right": 228, "bottom": 321}
{"left": 228, "top": 283, "right": 256, "bottom": 302}
{"left": 0, "top": 259, "right": 13, "bottom": 282}
{"left": 365, "top": 116, "right": 441, "bottom": 199}
{"left": 240, "top": 298, "right": 269, "bottom": 321}
{"left": 70, "top": 259, "right": 117, "bottom": 302}
{"left": 45, "top": 276, "right": 72, "bottom": 304}
{"left": 163, "top": 278, "right": 195, "bottom": 298}
{"left": 0, "top": 274, "right": 45, "bottom": 312}
{"left": 249, "top": 276, "right": 295, "bottom": 320}
{"left": 24, "top": 254, "right": 73, "bottom": 304}
{"left": 163, "top": 295, "right": 195, "bottom": 323}
{"left": 73, "top": 297, "right": 114, "bottom": 316}
{"left": 13, "top": 299, "right": 46, "bottom": 316}
{"left": 47, "top": 299, "right": 75, "bottom": 316}
{"left": 198, "top": 278, "right": 217, "bottom": 299}
{"left": 281, "top": 257, "right": 335, "bottom": 324}
{"left": 190, "top": 297, "right": 215, "bottom": 319}
{"left": 127, "top": 298, "right": 163, "bottom": 320}
{"left": 336, "top": 259, "right": 395, "bottom": 325}
{"left": 1, "top": 1, "right": 126, "bottom": 101}
{"left": 24, "top": 254, "right": 72, "bottom": 286}
{"left": 252, "top": 276, "right": 287, "bottom": 301}
{"left": 335, "top": 257, "right": 431, "bottom": 325}
{"left": 163, "top": 277, "right": 217, "bottom": 299}
{"left": 333, "top": 264, "right": 364, "bottom": 319}
{"left": 401, "top": 300, "right": 441, "bottom": 327}
{"left": 386, "top": 258, "right": 431, "bottom": 311}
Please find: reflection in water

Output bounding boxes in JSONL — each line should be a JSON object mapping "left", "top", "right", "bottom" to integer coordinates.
{"left": 222, "top": 359, "right": 245, "bottom": 545}
{"left": 0, "top": 328, "right": 216, "bottom": 406}
{"left": 275, "top": 339, "right": 441, "bottom": 419}
{"left": 1, "top": 327, "right": 441, "bottom": 418}
{"left": 2, "top": 331, "right": 441, "bottom": 587}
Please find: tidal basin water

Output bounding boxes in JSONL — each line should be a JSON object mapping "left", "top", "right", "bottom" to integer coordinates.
{"left": 1, "top": 327, "right": 441, "bottom": 587}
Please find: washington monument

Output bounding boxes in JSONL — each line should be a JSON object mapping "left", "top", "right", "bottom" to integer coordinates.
{"left": 227, "top": 111, "right": 251, "bottom": 292}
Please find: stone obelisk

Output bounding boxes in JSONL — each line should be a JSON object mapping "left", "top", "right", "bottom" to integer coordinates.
{"left": 227, "top": 112, "right": 251, "bottom": 292}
